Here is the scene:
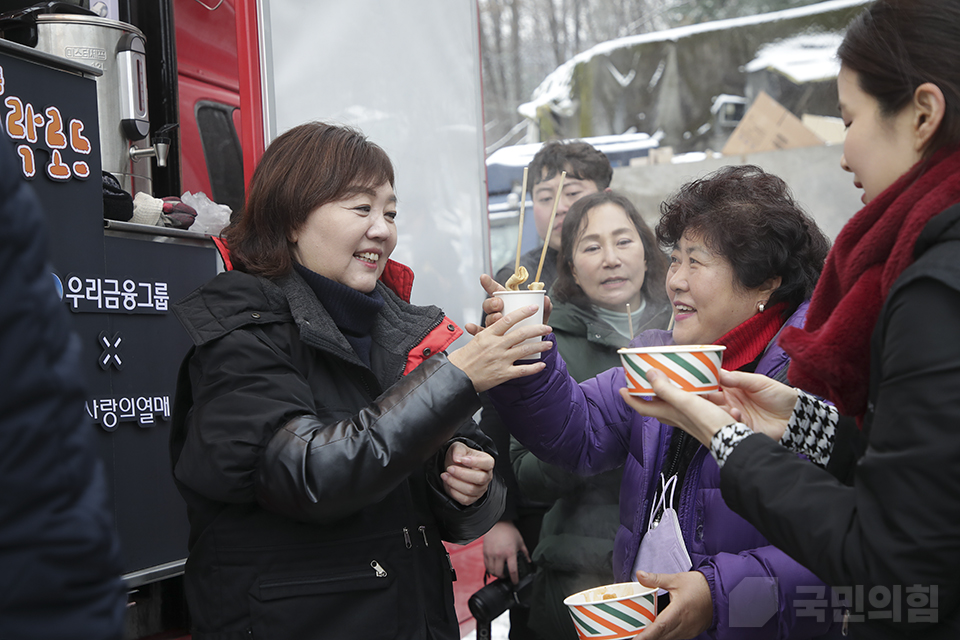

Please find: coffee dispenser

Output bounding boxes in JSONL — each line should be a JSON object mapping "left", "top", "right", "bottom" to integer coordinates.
{"left": 0, "top": 2, "right": 170, "bottom": 196}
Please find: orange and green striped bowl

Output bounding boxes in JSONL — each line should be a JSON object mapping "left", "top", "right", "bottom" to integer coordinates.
{"left": 618, "top": 345, "right": 726, "bottom": 396}
{"left": 564, "top": 582, "right": 658, "bottom": 639}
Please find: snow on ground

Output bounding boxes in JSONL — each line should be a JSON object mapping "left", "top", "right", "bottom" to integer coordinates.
{"left": 491, "top": 611, "right": 510, "bottom": 640}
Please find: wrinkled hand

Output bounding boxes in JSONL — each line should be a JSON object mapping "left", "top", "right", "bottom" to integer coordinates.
{"left": 705, "top": 370, "right": 798, "bottom": 442}
{"left": 618, "top": 369, "right": 740, "bottom": 447}
{"left": 634, "top": 570, "right": 712, "bottom": 640}
{"left": 482, "top": 521, "right": 529, "bottom": 583}
{"left": 448, "top": 304, "right": 552, "bottom": 393}
{"left": 442, "top": 442, "right": 494, "bottom": 506}
{"left": 464, "top": 274, "right": 553, "bottom": 335}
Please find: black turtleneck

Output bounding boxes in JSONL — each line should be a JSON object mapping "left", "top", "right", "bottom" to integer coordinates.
{"left": 294, "top": 263, "right": 385, "bottom": 367}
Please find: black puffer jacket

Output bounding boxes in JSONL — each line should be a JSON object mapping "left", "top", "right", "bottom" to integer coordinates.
{"left": 171, "top": 268, "right": 505, "bottom": 640}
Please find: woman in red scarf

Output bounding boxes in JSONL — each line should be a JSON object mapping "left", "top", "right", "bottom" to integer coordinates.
{"left": 481, "top": 165, "right": 834, "bottom": 640}
{"left": 624, "top": 1, "right": 960, "bottom": 638}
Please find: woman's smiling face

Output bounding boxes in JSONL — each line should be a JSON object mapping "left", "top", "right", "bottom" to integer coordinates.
{"left": 290, "top": 181, "right": 398, "bottom": 293}
{"left": 666, "top": 231, "right": 768, "bottom": 345}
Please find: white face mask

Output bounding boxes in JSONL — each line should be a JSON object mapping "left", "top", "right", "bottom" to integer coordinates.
{"left": 632, "top": 474, "right": 693, "bottom": 587}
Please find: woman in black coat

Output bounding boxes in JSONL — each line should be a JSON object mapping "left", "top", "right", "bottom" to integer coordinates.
{"left": 623, "top": 2, "right": 960, "bottom": 638}
{"left": 170, "top": 122, "right": 552, "bottom": 639}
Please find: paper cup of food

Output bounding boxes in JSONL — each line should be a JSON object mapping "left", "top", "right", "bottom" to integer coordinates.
{"left": 563, "top": 582, "right": 658, "bottom": 639}
{"left": 492, "top": 289, "right": 546, "bottom": 360}
{"left": 618, "top": 345, "right": 726, "bottom": 396}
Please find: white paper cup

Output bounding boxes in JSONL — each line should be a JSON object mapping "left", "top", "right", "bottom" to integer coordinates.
{"left": 492, "top": 289, "right": 546, "bottom": 360}
{"left": 618, "top": 344, "right": 726, "bottom": 396}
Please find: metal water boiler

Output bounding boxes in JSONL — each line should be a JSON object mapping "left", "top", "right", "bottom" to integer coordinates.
{"left": 32, "top": 12, "right": 170, "bottom": 196}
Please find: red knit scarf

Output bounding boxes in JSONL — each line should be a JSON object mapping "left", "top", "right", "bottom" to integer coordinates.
{"left": 716, "top": 302, "right": 788, "bottom": 372}
{"left": 780, "top": 146, "right": 960, "bottom": 420}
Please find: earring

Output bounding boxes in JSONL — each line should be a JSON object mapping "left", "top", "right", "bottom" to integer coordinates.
{"left": 757, "top": 301, "right": 766, "bottom": 313}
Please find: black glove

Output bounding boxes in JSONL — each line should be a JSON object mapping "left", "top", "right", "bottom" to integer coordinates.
{"left": 102, "top": 171, "right": 133, "bottom": 222}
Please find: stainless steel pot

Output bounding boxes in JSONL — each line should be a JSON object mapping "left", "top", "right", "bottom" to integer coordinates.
{"left": 34, "top": 14, "right": 156, "bottom": 196}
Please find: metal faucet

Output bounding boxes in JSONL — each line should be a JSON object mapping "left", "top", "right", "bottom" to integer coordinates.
{"left": 128, "top": 123, "right": 177, "bottom": 167}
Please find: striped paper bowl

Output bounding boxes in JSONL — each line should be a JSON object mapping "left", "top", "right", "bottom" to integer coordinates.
{"left": 564, "top": 582, "right": 658, "bottom": 639}
{"left": 618, "top": 345, "right": 726, "bottom": 396}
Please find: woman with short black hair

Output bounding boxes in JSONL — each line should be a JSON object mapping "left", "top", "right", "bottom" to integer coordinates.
{"left": 656, "top": 164, "right": 829, "bottom": 319}
{"left": 485, "top": 164, "right": 836, "bottom": 639}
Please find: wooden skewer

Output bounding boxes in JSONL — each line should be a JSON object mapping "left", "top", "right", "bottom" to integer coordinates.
{"left": 534, "top": 171, "right": 565, "bottom": 285}
{"left": 626, "top": 303, "right": 634, "bottom": 340}
{"left": 514, "top": 166, "right": 529, "bottom": 275}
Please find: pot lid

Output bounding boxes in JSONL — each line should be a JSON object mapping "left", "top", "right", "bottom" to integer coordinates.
{"left": 36, "top": 13, "right": 146, "bottom": 37}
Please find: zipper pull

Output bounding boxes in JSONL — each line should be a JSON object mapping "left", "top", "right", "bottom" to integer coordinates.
{"left": 419, "top": 525, "right": 429, "bottom": 547}
{"left": 402, "top": 527, "right": 412, "bottom": 549}
{"left": 371, "top": 560, "right": 388, "bottom": 578}
{"left": 445, "top": 551, "right": 457, "bottom": 581}
{"left": 841, "top": 609, "right": 849, "bottom": 636}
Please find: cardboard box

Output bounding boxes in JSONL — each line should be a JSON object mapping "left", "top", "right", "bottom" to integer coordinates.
{"left": 801, "top": 114, "right": 846, "bottom": 145}
{"left": 721, "top": 91, "right": 824, "bottom": 155}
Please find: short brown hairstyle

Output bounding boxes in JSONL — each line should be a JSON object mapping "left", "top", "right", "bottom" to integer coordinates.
{"left": 224, "top": 122, "right": 395, "bottom": 277}
{"left": 656, "top": 165, "right": 829, "bottom": 317}
{"left": 553, "top": 191, "right": 668, "bottom": 312}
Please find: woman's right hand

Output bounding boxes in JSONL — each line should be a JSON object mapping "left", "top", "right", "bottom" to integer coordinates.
{"left": 707, "top": 370, "right": 799, "bottom": 442}
{"left": 448, "top": 304, "right": 552, "bottom": 393}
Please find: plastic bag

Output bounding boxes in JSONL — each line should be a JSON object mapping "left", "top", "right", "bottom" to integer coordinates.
{"left": 181, "top": 191, "right": 231, "bottom": 236}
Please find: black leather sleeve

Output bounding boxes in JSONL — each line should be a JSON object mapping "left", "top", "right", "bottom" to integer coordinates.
{"left": 424, "top": 431, "right": 507, "bottom": 545}
{"left": 257, "top": 354, "right": 482, "bottom": 522}
{"left": 478, "top": 391, "right": 523, "bottom": 521}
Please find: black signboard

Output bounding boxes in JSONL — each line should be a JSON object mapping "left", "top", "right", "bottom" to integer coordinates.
{"left": 0, "top": 41, "right": 219, "bottom": 582}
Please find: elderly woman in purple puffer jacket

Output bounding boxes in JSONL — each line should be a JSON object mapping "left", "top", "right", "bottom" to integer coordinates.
{"left": 484, "top": 165, "right": 841, "bottom": 640}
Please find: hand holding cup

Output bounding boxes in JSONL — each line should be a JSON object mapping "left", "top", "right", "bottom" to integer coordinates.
{"left": 464, "top": 274, "right": 553, "bottom": 336}
{"left": 449, "top": 301, "right": 552, "bottom": 393}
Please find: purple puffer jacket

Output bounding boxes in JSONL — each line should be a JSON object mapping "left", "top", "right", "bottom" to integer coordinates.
{"left": 489, "top": 302, "right": 839, "bottom": 640}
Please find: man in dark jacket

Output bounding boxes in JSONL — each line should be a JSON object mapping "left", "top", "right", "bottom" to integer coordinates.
{"left": 0, "top": 142, "right": 126, "bottom": 639}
